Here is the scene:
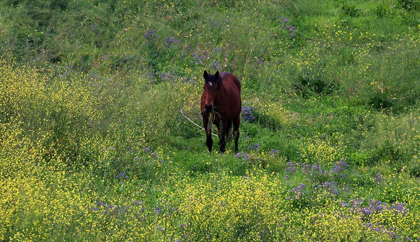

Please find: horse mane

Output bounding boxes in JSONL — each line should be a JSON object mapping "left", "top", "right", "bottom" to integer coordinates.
{"left": 216, "top": 76, "right": 222, "bottom": 89}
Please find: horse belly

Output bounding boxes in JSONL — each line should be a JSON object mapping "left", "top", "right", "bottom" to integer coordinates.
{"left": 224, "top": 87, "right": 241, "bottom": 119}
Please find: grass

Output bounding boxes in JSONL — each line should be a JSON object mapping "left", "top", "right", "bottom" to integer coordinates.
{"left": 1, "top": 0, "right": 420, "bottom": 241}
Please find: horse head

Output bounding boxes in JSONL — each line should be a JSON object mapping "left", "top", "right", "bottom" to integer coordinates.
{"left": 202, "top": 70, "right": 222, "bottom": 114}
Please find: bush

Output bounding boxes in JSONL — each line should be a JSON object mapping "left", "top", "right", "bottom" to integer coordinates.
{"left": 293, "top": 69, "right": 338, "bottom": 97}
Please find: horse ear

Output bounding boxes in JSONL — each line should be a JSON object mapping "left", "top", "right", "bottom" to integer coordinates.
{"left": 214, "top": 71, "right": 219, "bottom": 80}
{"left": 203, "top": 70, "right": 208, "bottom": 80}
{"left": 215, "top": 71, "right": 222, "bottom": 89}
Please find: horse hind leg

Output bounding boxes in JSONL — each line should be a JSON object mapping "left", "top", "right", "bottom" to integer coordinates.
{"left": 226, "top": 120, "right": 233, "bottom": 143}
{"left": 218, "top": 120, "right": 227, "bottom": 153}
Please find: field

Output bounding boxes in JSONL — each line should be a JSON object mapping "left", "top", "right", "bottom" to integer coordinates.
{"left": 1, "top": 0, "right": 419, "bottom": 241}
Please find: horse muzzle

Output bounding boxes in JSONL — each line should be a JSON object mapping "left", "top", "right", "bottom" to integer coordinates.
{"left": 204, "top": 104, "right": 214, "bottom": 113}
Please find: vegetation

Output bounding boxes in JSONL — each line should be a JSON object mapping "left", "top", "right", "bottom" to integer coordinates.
{"left": 1, "top": 0, "right": 419, "bottom": 241}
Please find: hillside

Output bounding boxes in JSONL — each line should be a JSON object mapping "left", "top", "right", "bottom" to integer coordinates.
{"left": 1, "top": 0, "right": 419, "bottom": 241}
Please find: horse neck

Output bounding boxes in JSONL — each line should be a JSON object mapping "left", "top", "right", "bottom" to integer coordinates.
{"left": 213, "top": 88, "right": 228, "bottom": 111}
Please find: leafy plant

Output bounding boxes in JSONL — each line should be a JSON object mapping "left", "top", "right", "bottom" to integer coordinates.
{"left": 399, "top": 0, "right": 419, "bottom": 11}
{"left": 342, "top": 3, "right": 360, "bottom": 17}
{"left": 293, "top": 69, "right": 337, "bottom": 97}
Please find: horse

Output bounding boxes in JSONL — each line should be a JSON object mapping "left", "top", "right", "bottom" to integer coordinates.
{"left": 201, "top": 70, "right": 242, "bottom": 153}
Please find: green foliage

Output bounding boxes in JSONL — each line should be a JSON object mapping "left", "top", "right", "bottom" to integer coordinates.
{"left": 1, "top": 0, "right": 420, "bottom": 241}
{"left": 342, "top": 3, "right": 361, "bottom": 17}
{"left": 375, "top": 3, "right": 389, "bottom": 18}
{"left": 293, "top": 69, "right": 338, "bottom": 97}
{"left": 399, "top": 0, "right": 419, "bottom": 11}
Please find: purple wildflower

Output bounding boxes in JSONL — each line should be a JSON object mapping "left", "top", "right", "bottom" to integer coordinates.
{"left": 364, "top": 223, "right": 398, "bottom": 239}
{"left": 288, "top": 25, "right": 296, "bottom": 33}
{"left": 289, "top": 183, "right": 307, "bottom": 199}
{"left": 116, "top": 172, "right": 125, "bottom": 178}
{"left": 248, "top": 143, "right": 260, "bottom": 151}
{"left": 301, "top": 163, "right": 311, "bottom": 174}
{"left": 391, "top": 202, "right": 408, "bottom": 215}
{"left": 342, "top": 197, "right": 409, "bottom": 219}
{"left": 165, "top": 37, "right": 180, "bottom": 48}
{"left": 192, "top": 51, "right": 209, "bottom": 64}
{"left": 330, "top": 160, "right": 349, "bottom": 179}
{"left": 147, "top": 72, "right": 155, "bottom": 80}
{"left": 154, "top": 207, "right": 162, "bottom": 214}
{"left": 97, "top": 201, "right": 106, "bottom": 207}
{"left": 116, "top": 171, "right": 127, "bottom": 179}
{"left": 167, "top": 37, "right": 175, "bottom": 44}
{"left": 318, "top": 181, "right": 338, "bottom": 195}
{"left": 330, "top": 160, "right": 349, "bottom": 174}
{"left": 300, "top": 163, "right": 325, "bottom": 175}
{"left": 159, "top": 72, "right": 179, "bottom": 82}
{"left": 311, "top": 164, "right": 324, "bottom": 174}
{"left": 91, "top": 205, "right": 99, "bottom": 211}
{"left": 144, "top": 29, "right": 158, "bottom": 40}
{"left": 270, "top": 149, "right": 280, "bottom": 156}
{"left": 242, "top": 106, "right": 256, "bottom": 122}
{"left": 235, "top": 152, "right": 250, "bottom": 161}
{"left": 373, "top": 173, "right": 385, "bottom": 185}
{"left": 286, "top": 162, "right": 297, "bottom": 174}
{"left": 279, "top": 17, "right": 297, "bottom": 39}
{"left": 133, "top": 201, "right": 143, "bottom": 205}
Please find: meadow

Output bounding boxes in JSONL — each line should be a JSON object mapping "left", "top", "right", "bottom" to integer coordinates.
{"left": 0, "top": 0, "right": 419, "bottom": 241}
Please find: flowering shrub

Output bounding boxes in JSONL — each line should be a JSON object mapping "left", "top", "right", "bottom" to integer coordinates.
{"left": 301, "top": 136, "right": 344, "bottom": 166}
{"left": 242, "top": 106, "right": 256, "bottom": 122}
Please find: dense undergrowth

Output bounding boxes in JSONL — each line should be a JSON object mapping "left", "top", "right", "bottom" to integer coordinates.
{"left": 1, "top": 0, "right": 419, "bottom": 241}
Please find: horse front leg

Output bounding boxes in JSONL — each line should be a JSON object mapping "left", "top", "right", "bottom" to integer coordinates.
{"left": 217, "top": 120, "right": 227, "bottom": 153}
{"left": 207, "top": 133, "right": 213, "bottom": 152}
{"left": 233, "top": 115, "right": 240, "bottom": 153}
{"left": 203, "top": 116, "right": 213, "bottom": 152}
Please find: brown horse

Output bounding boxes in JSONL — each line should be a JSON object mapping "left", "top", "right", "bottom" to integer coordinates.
{"left": 201, "top": 70, "right": 241, "bottom": 153}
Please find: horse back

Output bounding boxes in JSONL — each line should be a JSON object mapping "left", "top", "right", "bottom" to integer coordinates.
{"left": 221, "top": 72, "right": 241, "bottom": 93}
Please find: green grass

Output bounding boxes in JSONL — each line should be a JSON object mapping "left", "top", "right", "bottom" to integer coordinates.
{"left": 1, "top": 0, "right": 420, "bottom": 241}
